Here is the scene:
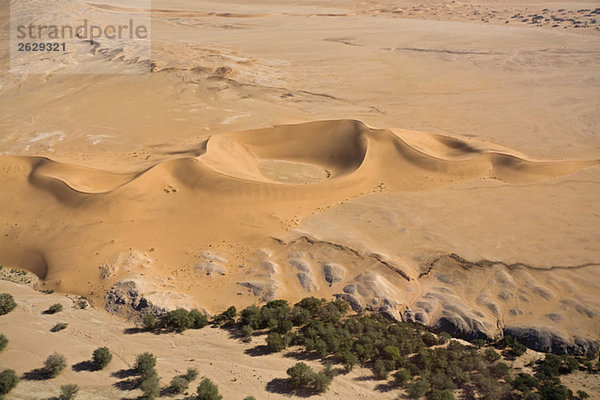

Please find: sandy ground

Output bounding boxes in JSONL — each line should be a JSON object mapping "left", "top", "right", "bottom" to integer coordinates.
{"left": 0, "top": 0, "right": 599, "bottom": 396}
{"left": 0, "top": 280, "right": 399, "bottom": 399}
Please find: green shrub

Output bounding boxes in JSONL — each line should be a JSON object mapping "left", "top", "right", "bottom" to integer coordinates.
{"left": 140, "top": 370, "right": 160, "bottom": 400}
{"left": 142, "top": 314, "right": 157, "bottom": 331}
{"left": 422, "top": 332, "right": 438, "bottom": 347}
{"left": 394, "top": 368, "right": 411, "bottom": 387}
{"left": 286, "top": 362, "right": 332, "bottom": 393}
{"left": 577, "top": 390, "right": 590, "bottom": 399}
{"left": 243, "top": 397, "right": 256, "bottom": 400}
{"left": 190, "top": 309, "right": 209, "bottom": 329}
{"left": 59, "top": 384, "right": 79, "bottom": 400}
{"left": 51, "top": 322, "right": 68, "bottom": 332}
{"left": 197, "top": 378, "right": 223, "bottom": 400}
{"left": 340, "top": 351, "right": 358, "bottom": 372}
{"left": 267, "top": 332, "right": 290, "bottom": 352}
{"left": 44, "top": 353, "right": 67, "bottom": 378}
{"left": 0, "top": 294, "right": 16, "bottom": 315}
{"left": 0, "top": 334, "right": 7, "bottom": 353}
{"left": 135, "top": 352, "right": 157, "bottom": 377}
{"left": 428, "top": 389, "right": 455, "bottom": 400}
{"left": 167, "top": 309, "right": 193, "bottom": 332}
{"left": 170, "top": 376, "right": 189, "bottom": 394}
{"left": 46, "top": 303, "right": 63, "bottom": 314}
{"left": 92, "top": 347, "right": 112, "bottom": 370}
{"left": 212, "top": 306, "right": 237, "bottom": 326}
{"left": 241, "top": 324, "right": 253, "bottom": 340}
{"left": 185, "top": 367, "right": 199, "bottom": 382}
{"left": 0, "top": 369, "right": 18, "bottom": 395}
{"left": 484, "top": 348, "right": 500, "bottom": 362}
{"left": 407, "top": 377, "right": 430, "bottom": 399}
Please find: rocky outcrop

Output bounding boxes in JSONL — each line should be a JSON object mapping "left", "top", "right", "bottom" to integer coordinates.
{"left": 503, "top": 326, "right": 600, "bottom": 356}
{"left": 322, "top": 262, "right": 345, "bottom": 286}
{"left": 104, "top": 280, "right": 165, "bottom": 320}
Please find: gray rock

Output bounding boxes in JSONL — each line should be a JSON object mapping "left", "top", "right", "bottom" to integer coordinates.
{"left": 503, "top": 326, "right": 600, "bottom": 355}
{"left": 343, "top": 285, "right": 356, "bottom": 295}
{"left": 104, "top": 280, "right": 165, "bottom": 320}
{"left": 335, "top": 293, "right": 363, "bottom": 312}
{"left": 196, "top": 261, "right": 226, "bottom": 276}
{"left": 297, "top": 272, "right": 317, "bottom": 292}
{"left": 379, "top": 305, "right": 401, "bottom": 321}
{"left": 322, "top": 262, "right": 345, "bottom": 286}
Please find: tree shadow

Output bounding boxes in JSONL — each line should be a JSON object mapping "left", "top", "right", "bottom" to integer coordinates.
{"left": 265, "top": 378, "right": 317, "bottom": 397}
{"left": 353, "top": 374, "right": 377, "bottom": 382}
{"left": 244, "top": 345, "right": 271, "bottom": 357}
{"left": 265, "top": 378, "right": 293, "bottom": 395}
{"left": 123, "top": 327, "right": 145, "bottom": 335}
{"left": 283, "top": 350, "right": 321, "bottom": 361}
{"left": 72, "top": 360, "right": 96, "bottom": 372}
{"left": 113, "top": 377, "right": 141, "bottom": 391}
{"left": 111, "top": 368, "right": 137, "bottom": 379}
{"left": 374, "top": 382, "right": 397, "bottom": 392}
{"left": 22, "top": 368, "right": 49, "bottom": 381}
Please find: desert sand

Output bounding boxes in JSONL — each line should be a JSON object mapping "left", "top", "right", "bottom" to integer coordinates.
{"left": 0, "top": 0, "right": 599, "bottom": 396}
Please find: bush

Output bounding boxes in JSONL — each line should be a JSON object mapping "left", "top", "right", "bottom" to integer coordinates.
{"left": 577, "top": 390, "right": 590, "bottom": 399}
{"left": 185, "top": 367, "right": 199, "bottom": 382}
{"left": 44, "top": 353, "right": 67, "bottom": 378}
{"left": 197, "top": 378, "right": 223, "bottom": 400}
{"left": 212, "top": 306, "right": 237, "bottom": 326}
{"left": 407, "top": 377, "right": 430, "bottom": 399}
{"left": 422, "top": 332, "right": 438, "bottom": 347}
{"left": 51, "top": 322, "right": 68, "bottom": 332}
{"left": 0, "top": 294, "right": 16, "bottom": 315}
{"left": 59, "top": 384, "right": 79, "bottom": 400}
{"left": 267, "top": 332, "right": 290, "bottom": 352}
{"left": 394, "top": 368, "right": 411, "bottom": 387}
{"left": 46, "top": 303, "right": 63, "bottom": 314}
{"left": 167, "top": 309, "right": 193, "bottom": 332}
{"left": 0, "top": 369, "right": 18, "bottom": 395}
{"left": 0, "top": 334, "right": 7, "bottom": 353}
{"left": 286, "top": 362, "right": 332, "bottom": 393}
{"left": 142, "top": 314, "right": 157, "bottom": 331}
{"left": 92, "top": 347, "right": 112, "bottom": 370}
{"left": 190, "top": 309, "right": 209, "bottom": 329}
{"left": 428, "top": 389, "right": 455, "bottom": 400}
{"left": 140, "top": 370, "right": 160, "bottom": 399}
{"left": 484, "top": 348, "right": 501, "bottom": 362}
{"left": 170, "top": 376, "right": 189, "bottom": 394}
{"left": 135, "top": 352, "right": 157, "bottom": 377}
{"left": 244, "top": 397, "right": 256, "bottom": 400}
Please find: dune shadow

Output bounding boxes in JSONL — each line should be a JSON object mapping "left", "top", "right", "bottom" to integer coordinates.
{"left": 72, "top": 360, "right": 96, "bottom": 372}
{"left": 244, "top": 345, "right": 271, "bottom": 357}
{"left": 22, "top": 368, "right": 50, "bottom": 381}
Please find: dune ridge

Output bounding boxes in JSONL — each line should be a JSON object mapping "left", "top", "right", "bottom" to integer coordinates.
{"left": 6, "top": 120, "right": 598, "bottom": 199}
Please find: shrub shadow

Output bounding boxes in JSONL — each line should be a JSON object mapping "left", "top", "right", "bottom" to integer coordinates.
{"left": 244, "top": 345, "right": 271, "bottom": 357}
{"left": 72, "top": 360, "right": 96, "bottom": 372}
{"left": 113, "top": 377, "right": 141, "bottom": 391}
{"left": 111, "top": 368, "right": 137, "bottom": 379}
{"left": 22, "top": 368, "right": 49, "bottom": 381}
{"left": 265, "top": 378, "right": 317, "bottom": 397}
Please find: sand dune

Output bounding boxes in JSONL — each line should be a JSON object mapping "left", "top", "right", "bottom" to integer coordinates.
{"left": 0, "top": 120, "right": 598, "bottom": 352}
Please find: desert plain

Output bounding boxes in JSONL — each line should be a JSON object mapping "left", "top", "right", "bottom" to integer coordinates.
{"left": 0, "top": 0, "right": 599, "bottom": 398}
